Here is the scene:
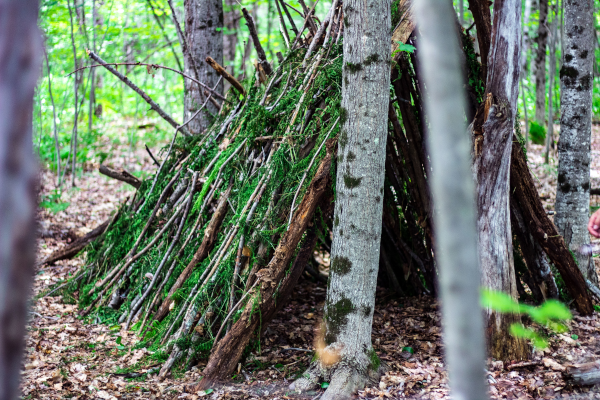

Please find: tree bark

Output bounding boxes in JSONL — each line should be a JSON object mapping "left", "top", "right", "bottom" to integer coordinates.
{"left": 292, "top": 0, "right": 391, "bottom": 398}
{"left": 223, "top": 0, "right": 238, "bottom": 90}
{"left": 545, "top": 7, "right": 558, "bottom": 163}
{"left": 534, "top": 0, "right": 549, "bottom": 124}
{"left": 467, "top": 0, "right": 492, "bottom": 82}
{"left": 41, "top": 218, "right": 110, "bottom": 266}
{"left": 521, "top": 0, "right": 533, "bottom": 72}
{"left": 0, "top": 0, "right": 40, "bottom": 398}
{"left": 474, "top": 0, "right": 528, "bottom": 361}
{"left": 555, "top": 0, "right": 596, "bottom": 283}
{"left": 414, "top": 0, "right": 488, "bottom": 398}
{"left": 184, "top": 0, "right": 223, "bottom": 135}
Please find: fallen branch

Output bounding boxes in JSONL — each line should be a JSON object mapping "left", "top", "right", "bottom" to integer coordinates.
{"left": 145, "top": 144, "right": 160, "bottom": 167}
{"left": 205, "top": 56, "right": 246, "bottom": 97}
{"left": 196, "top": 139, "right": 335, "bottom": 389}
{"left": 41, "top": 218, "right": 110, "bottom": 266}
{"left": 87, "top": 51, "right": 191, "bottom": 136}
{"left": 564, "top": 361, "right": 600, "bottom": 386}
{"left": 99, "top": 165, "right": 141, "bottom": 189}
{"left": 242, "top": 8, "right": 273, "bottom": 76}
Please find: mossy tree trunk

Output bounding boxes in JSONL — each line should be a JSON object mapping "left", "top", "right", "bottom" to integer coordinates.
{"left": 555, "top": 0, "right": 596, "bottom": 284}
{"left": 292, "top": 0, "right": 391, "bottom": 398}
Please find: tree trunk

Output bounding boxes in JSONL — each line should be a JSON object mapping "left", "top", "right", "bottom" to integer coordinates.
{"left": 534, "top": 0, "right": 548, "bottom": 124}
{"left": 521, "top": 0, "right": 533, "bottom": 73}
{"left": 184, "top": 0, "right": 223, "bottom": 135}
{"left": 467, "top": 0, "right": 492, "bottom": 82}
{"left": 292, "top": 1, "right": 391, "bottom": 398}
{"left": 555, "top": 0, "right": 596, "bottom": 283}
{"left": 474, "top": 0, "right": 528, "bottom": 361}
{"left": 545, "top": 6, "right": 558, "bottom": 163}
{"left": 0, "top": 0, "right": 40, "bottom": 398}
{"left": 414, "top": 0, "right": 488, "bottom": 398}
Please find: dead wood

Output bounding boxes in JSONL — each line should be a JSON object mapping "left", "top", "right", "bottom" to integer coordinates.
{"left": 154, "top": 184, "right": 233, "bottom": 322}
{"left": 564, "top": 361, "right": 600, "bottom": 386}
{"left": 205, "top": 57, "right": 246, "bottom": 97}
{"left": 41, "top": 218, "right": 110, "bottom": 266}
{"left": 195, "top": 139, "right": 335, "bottom": 389}
{"left": 87, "top": 51, "right": 191, "bottom": 136}
{"left": 510, "top": 139, "right": 593, "bottom": 315}
{"left": 242, "top": 8, "right": 274, "bottom": 76}
{"left": 99, "top": 165, "right": 141, "bottom": 189}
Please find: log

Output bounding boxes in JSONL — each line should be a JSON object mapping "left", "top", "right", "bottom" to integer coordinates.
{"left": 205, "top": 57, "right": 246, "bottom": 97}
{"left": 99, "top": 165, "right": 141, "bottom": 189}
{"left": 153, "top": 185, "right": 232, "bottom": 322}
{"left": 564, "top": 361, "right": 600, "bottom": 386}
{"left": 195, "top": 139, "right": 335, "bottom": 389}
{"left": 510, "top": 138, "right": 594, "bottom": 315}
{"left": 41, "top": 218, "right": 110, "bottom": 266}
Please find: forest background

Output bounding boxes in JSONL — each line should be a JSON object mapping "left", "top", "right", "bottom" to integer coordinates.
{"left": 37, "top": 0, "right": 600, "bottom": 192}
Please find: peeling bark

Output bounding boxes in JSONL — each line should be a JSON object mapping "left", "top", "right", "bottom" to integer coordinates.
{"left": 474, "top": 0, "right": 528, "bottom": 361}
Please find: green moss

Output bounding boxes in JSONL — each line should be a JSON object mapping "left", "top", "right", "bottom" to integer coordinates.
{"left": 344, "top": 62, "right": 363, "bottom": 74}
{"left": 343, "top": 174, "right": 362, "bottom": 188}
{"left": 331, "top": 256, "right": 352, "bottom": 275}
{"left": 347, "top": 151, "right": 356, "bottom": 162}
{"left": 334, "top": 215, "right": 339, "bottom": 227}
{"left": 363, "top": 53, "right": 381, "bottom": 66}
{"left": 340, "top": 130, "right": 348, "bottom": 149}
{"left": 368, "top": 348, "right": 380, "bottom": 371}
{"left": 340, "top": 107, "right": 349, "bottom": 125}
{"left": 325, "top": 296, "right": 356, "bottom": 344}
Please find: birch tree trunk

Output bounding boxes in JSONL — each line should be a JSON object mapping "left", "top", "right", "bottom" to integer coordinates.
{"left": 555, "top": 0, "right": 596, "bottom": 283}
{"left": 474, "top": 0, "right": 528, "bottom": 361}
{"left": 545, "top": 7, "right": 558, "bottom": 164}
{"left": 534, "top": 0, "right": 549, "bottom": 124}
{"left": 0, "top": 0, "right": 40, "bottom": 398}
{"left": 291, "top": 0, "right": 391, "bottom": 398}
{"left": 184, "top": 0, "right": 223, "bottom": 135}
{"left": 414, "top": 0, "right": 488, "bottom": 398}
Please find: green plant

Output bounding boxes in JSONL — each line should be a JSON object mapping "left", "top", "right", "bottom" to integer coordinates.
{"left": 482, "top": 290, "right": 572, "bottom": 348}
{"left": 529, "top": 121, "right": 546, "bottom": 145}
{"left": 39, "top": 189, "right": 69, "bottom": 213}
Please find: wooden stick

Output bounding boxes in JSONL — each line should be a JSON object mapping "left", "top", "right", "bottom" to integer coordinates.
{"left": 278, "top": 0, "right": 299, "bottom": 37}
{"left": 241, "top": 8, "right": 273, "bottom": 76}
{"left": 145, "top": 144, "right": 160, "bottom": 167}
{"left": 274, "top": 0, "right": 291, "bottom": 48}
{"left": 564, "top": 361, "right": 600, "bottom": 385}
{"left": 205, "top": 56, "right": 246, "bottom": 97}
{"left": 297, "top": 0, "right": 318, "bottom": 34}
{"left": 196, "top": 139, "right": 335, "bottom": 388}
{"left": 99, "top": 165, "right": 141, "bottom": 189}
{"left": 87, "top": 51, "right": 191, "bottom": 136}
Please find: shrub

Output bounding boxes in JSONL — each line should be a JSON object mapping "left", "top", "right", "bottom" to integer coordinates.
{"left": 529, "top": 121, "right": 546, "bottom": 145}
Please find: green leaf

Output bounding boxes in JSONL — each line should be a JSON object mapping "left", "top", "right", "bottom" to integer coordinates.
{"left": 481, "top": 290, "right": 521, "bottom": 313}
{"left": 401, "top": 346, "right": 414, "bottom": 354}
{"left": 204, "top": 389, "right": 214, "bottom": 394}
{"left": 321, "top": 382, "right": 329, "bottom": 389}
{"left": 39, "top": 201, "right": 70, "bottom": 214}
{"left": 396, "top": 42, "right": 415, "bottom": 53}
{"left": 509, "top": 323, "right": 548, "bottom": 349}
{"left": 571, "top": 334, "right": 579, "bottom": 340}
{"left": 110, "top": 325, "right": 121, "bottom": 331}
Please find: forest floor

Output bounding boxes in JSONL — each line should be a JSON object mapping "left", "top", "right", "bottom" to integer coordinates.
{"left": 21, "top": 125, "right": 600, "bottom": 400}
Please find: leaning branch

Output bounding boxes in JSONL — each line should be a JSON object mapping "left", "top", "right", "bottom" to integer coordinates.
{"left": 242, "top": 8, "right": 274, "bottom": 76}
{"left": 87, "top": 51, "right": 191, "bottom": 136}
{"left": 205, "top": 57, "right": 246, "bottom": 97}
{"left": 99, "top": 165, "right": 141, "bottom": 189}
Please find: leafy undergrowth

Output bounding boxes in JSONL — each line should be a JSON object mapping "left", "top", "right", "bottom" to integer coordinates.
{"left": 23, "top": 133, "right": 600, "bottom": 399}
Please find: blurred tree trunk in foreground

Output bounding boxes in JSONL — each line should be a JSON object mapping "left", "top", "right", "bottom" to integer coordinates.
{"left": 0, "top": 0, "right": 40, "bottom": 398}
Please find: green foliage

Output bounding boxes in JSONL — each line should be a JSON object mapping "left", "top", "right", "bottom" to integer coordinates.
{"left": 529, "top": 121, "right": 546, "bottom": 145}
{"left": 483, "top": 290, "right": 572, "bottom": 348}
{"left": 391, "top": 42, "right": 416, "bottom": 59}
{"left": 39, "top": 189, "right": 70, "bottom": 213}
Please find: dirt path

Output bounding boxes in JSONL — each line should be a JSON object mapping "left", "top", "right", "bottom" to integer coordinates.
{"left": 21, "top": 127, "right": 600, "bottom": 400}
